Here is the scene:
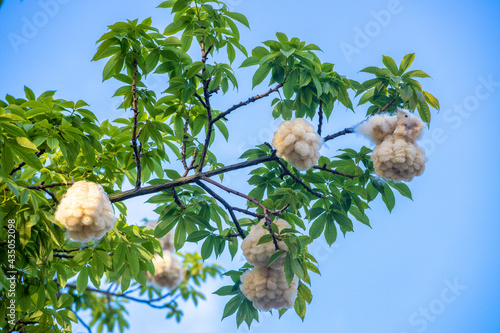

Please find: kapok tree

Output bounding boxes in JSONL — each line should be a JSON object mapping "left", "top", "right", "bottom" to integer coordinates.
{"left": 0, "top": 0, "right": 439, "bottom": 332}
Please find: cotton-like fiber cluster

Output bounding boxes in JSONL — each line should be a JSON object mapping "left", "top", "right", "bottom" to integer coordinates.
{"left": 239, "top": 266, "right": 298, "bottom": 311}
{"left": 272, "top": 118, "right": 322, "bottom": 171}
{"left": 147, "top": 252, "right": 183, "bottom": 289}
{"left": 358, "top": 109, "right": 426, "bottom": 182}
{"left": 241, "top": 219, "right": 290, "bottom": 270}
{"left": 54, "top": 180, "right": 116, "bottom": 242}
{"left": 146, "top": 221, "right": 175, "bottom": 252}
{"left": 357, "top": 114, "right": 397, "bottom": 144}
{"left": 240, "top": 218, "right": 299, "bottom": 310}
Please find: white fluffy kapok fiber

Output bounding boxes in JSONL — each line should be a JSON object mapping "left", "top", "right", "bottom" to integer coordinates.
{"left": 146, "top": 222, "right": 175, "bottom": 252}
{"left": 54, "top": 180, "right": 116, "bottom": 242}
{"left": 239, "top": 266, "right": 298, "bottom": 311}
{"left": 272, "top": 118, "right": 322, "bottom": 171}
{"left": 361, "top": 110, "right": 426, "bottom": 182}
{"left": 147, "top": 252, "right": 183, "bottom": 289}
{"left": 241, "top": 219, "right": 290, "bottom": 270}
{"left": 357, "top": 114, "right": 397, "bottom": 144}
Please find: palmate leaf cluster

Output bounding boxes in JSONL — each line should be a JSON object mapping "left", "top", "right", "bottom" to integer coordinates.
{"left": 0, "top": 0, "right": 439, "bottom": 331}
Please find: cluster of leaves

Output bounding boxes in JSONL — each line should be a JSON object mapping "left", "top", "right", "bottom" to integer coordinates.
{"left": 355, "top": 54, "right": 440, "bottom": 122}
{"left": 1, "top": 0, "right": 440, "bottom": 331}
{"left": 242, "top": 33, "right": 354, "bottom": 120}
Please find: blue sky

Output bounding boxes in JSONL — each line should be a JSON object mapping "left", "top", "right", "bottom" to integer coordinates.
{"left": 1, "top": 0, "right": 500, "bottom": 332}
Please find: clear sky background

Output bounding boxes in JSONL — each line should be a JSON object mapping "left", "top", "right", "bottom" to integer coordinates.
{"left": 1, "top": 0, "right": 500, "bottom": 332}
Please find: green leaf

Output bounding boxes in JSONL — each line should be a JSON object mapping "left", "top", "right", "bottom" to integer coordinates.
{"left": 257, "top": 234, "right": 273, "bottom": 245}
{"left": 225, "top": 11, "right": 250, "bottom": 28}
{"left": 382, "top": 184, "right": 395, "bottom": 212}
{"left": 388, "top": 181, "right": 413, "bottom": 200}
{"left": 186, "top": 230, "right": 210, "bottom": 243}
{"left": 424, "top": 91, "right": 440, "bottom": 110}
{"left": 294, "top": 295, "right": 306, "bottom": 321}
{"left": 24, "top": 86, "right": 35, "bottom": 100}
{"left": 15, "top": 137, "right": 37, "bottom": 150}
{"left": 213, "top": 285, "right": 239, "bottom": 296}
{"left": 399, "top": 53, "right": 415, "bottom": 75}
{"left": 417, "top": 100, "right": 431, "bottom": 123}
{"left": 360, "top": 66, "right": 387, "bottom": 77}
{"left": 57, "top": 294, "right": 73, "bottom": 309}
{"left": 267, "top": 250, "right": 286, "bottom": 268}
{"left": 252, "top": 63, "right": 272, "bottom": 88}
{"left": 382, "top": 55, "right": 399, "bottom": 76}
{"left": 145, "top": 50, "right": 160, "bottom": 73}
{"left": 240, "top": 57, "right": 259, "bottom": 68}
{"left": 186, "top": 62, "right": 205, "bottom": 79}
{"left": 284, "top": 254, "right": 295, "bottom": 285}
{"left": 6, "top": 140, "right": 43, "bottom": 170}
{"left": 324, "top": 218, "right": 337, "bottom": 245}
{"left": 404, "top": 70, "right": 430, "bottom": 78}
{"left": 358, "top": 89, "right": 374, "bottom": 105}
{"left": 76, "top": 267, "right": 88, "bottom": 295}
{"left": 309, "top": 214, "right": 326, "bottom": 239}
{"left": 0, "top": 122, "right": 26, "bottom": 137}
{"left": 222, "top": 295, "right": 242, "bottom": 320}
{"left": 201, "top": 235, "right": 214, "bottom": 260}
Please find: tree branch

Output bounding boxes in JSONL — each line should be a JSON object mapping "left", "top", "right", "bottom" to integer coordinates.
{"left": 171, "top": 188, "right": 186, "bottom": 210}
{"left": 182, "top": 150, "right": 198, "bottom": 178}
{"left": 317, "top": 101, "right": 324, "bottom": 136}
{"left": 75, "top": 312, "right": 92, "bottom": 333}
{"left": 212, "top": 83, "right": 284, "bottom": 123}
{"left": 65, "top": 283, "right": 175, "bottom": 310}
{"left": 323, "top": 98, "right": 399, "bottom": 142}
{"left": 109, "top": 153, "right": 278, "bottom": 203}
{"left": 53, "top": 246, "right": 90, "bottom": 253}
{"left": 181, "top": 119, "right": 190, "bottom": 172}
{"left": 275, "top": 159, "right": 322, "bottom": 198}
{"left": 131, "top": 58, "right": 142, "bottom": 189}
{"left": 195, "top": 181, "right": 246, "bottom": 239}
{"left": 26, "top": 181, "right": 74, "bottom": 190}
{"left": 6, "top": 320, "right": 38, "bottom": 333}
{"left": 10, "top": 149, "right": 45, "bottom": 175}
{"left": 323, "top": 127, "right": 355, "bottom": 142}
{"left": 197, "top": 35, "right": 214, "bottom": 173}
{"left": 312, "top": 164, "right": 357, "bottom": 179}
{"left": 199, "top": 175, "right": 267, "bottom": 210}
{"left": 377, "top": 97, "right": 397, "bottom": 113}
{"left": 41, "top": 188, "right": 59, "bottom": 204}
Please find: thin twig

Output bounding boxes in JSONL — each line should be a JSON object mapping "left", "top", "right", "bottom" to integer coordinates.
{"left": 323, "top": 127, "right": 355, "bottom": 142}
{"left": 197, "top": 34, "right": 214, "bottom": 173}
{"left": 75, "top": 312, "right": 92, "bottom": 333}
{"left": 65, "top": 284, "right": 175, "bottom": 310}
{"left": 53, "top": 246, "right": 91, "bottom": 253}
{"left": 41, "top": 188, "right": 59, "bottom": 204}
{"left": 275, "top": 160, "right": 322, "bottom": 198}
{"left": 181, "top": 119, "right": 190, "bottom": 172}
{"left": 323, "top": 98, "right": 398, "bottom": 142}
{"left": 131, "top": 58, "right": 142, "bottom": 189}
{"left": 317, "top": 101, "right": 324, "bottom": 136}
{"left": 312, "top": 164, "right": 357, "bottom": 179}
{"left": 212, "top": 83, "right": 284, "bottom": 123}
{"left": 377, "top": 97, "right": 397, "bottom": 114}
{"left": 26, "top": 182, "right": 74, "bottom": 190}
{"left": 171, "top": 189, "right": 186, "bottom": 210}
{"left": 195, "top": 180, "right": 246, "bottom": 239}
